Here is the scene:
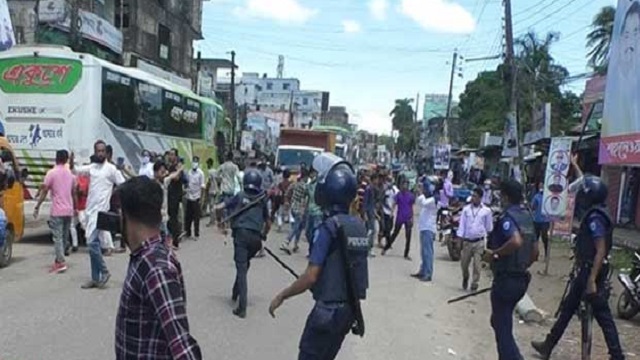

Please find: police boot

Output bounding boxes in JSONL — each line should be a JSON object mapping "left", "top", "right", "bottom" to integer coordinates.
{"left": 531, "top": 339, "right": 552, "bottom": 360}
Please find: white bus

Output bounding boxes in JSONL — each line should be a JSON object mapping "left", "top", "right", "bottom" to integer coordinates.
{"left": 0, "top": 45, "right": 225, "bottom": 199}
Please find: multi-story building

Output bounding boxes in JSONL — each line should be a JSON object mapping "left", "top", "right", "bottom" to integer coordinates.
{"left": 323, "top": 106, "right": 349, "bottom": 126}
{"left": 8, "top": 0, "right": 203, "bottom": 88}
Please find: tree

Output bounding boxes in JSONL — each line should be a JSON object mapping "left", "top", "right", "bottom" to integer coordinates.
{"left": 390, "top": 98, "right": 417, "bottom": 155}
{"left": 587, "top": 6, "right": 615, "bottom": 73}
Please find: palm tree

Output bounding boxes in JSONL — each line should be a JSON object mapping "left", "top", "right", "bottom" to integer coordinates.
{"left": 586, "top": 6, "right": 615, "bottom": 72}
{"left": 389, "top": 98, "right": 416, "bottom": 155}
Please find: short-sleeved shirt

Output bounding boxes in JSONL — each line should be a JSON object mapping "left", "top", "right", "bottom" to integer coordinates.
{"left": 395, "top": 190, "right": 415, "bottom": 224}
{"left": 185, "top": 168, "right": 205, "bottom": 201}
{"left": 207, "top": 169, "right": 218, "bottom": 195}
{"left": 218, "top": 161, "right": 239, "bottom": 195}
{"left": 44, "top": 165, "right": 76, "bottom": 217}
{"left": 585, "top": 212, "right": 607, "bottom": 247}
{"left": 309, "top": 224, "right": 333, "bottom": 266}
{"left": 530, "top": 192, "right": 549, "bottom": 223}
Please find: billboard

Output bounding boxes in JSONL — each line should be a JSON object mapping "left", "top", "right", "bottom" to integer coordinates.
{"left": 523, "top": 103, "right": 551, "bottom": 145}
{"left": 601, "top": 0, "right": 640, "bottom": 164}
{"left": 502, "top": 112, "right": 519, "bottom": 158}
{"left": 433, "top": 144, "right": 451, "bottom": 170}
{"left": 542, "top": 137, "right": 573, "bottom": 220}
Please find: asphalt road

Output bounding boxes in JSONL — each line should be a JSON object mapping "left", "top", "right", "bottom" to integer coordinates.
{"left": 1, "top": 220, "right": 638, "bottom": 360}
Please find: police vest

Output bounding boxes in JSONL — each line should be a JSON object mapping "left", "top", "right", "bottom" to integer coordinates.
{"left": 576, "top": 206, "right": 613, "bottom": 265}
{"left": 490, "top": 207, "right": 536, "bottom": 275}
{"left": 311, "top": 214, "right": 369, "bottom": 302}
{"left": 231, "top": 192, "right": 267, "bottom": 234}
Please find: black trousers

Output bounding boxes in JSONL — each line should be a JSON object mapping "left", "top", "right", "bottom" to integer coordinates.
{"left": 379, "top": 214, "right": 393, "bottom": 244}
{"left": 232, "top": 229, "right": 263, "bottom": 312}
{"left": 167, "top": 197, "right": 182, "bottom": 246}
{"left": 185, "top": 199, "right": 201, "bottom": 237}
{"left": 533, "top": 222, "right": 550, "bottom": 256}
{"left": 385, "top": 221, "right": 413, "bottom": 258}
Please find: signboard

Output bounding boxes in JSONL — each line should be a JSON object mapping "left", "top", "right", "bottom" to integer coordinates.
{"left": 542, "top": 137, "right": 573, "bottom": 220}
{"left": 601, "top": 0, "right": 640, "bottom": 164}
{"left": 433, "top": 144, "right": 451, "bottom": 170}
{"left": 6, "top": 122, "right": 66, "bottom": 148}
{"left": 523, "top": 103, "right": 551, "bottom": 145}
{"left": 240, "top": 131, "right": 253, "bottom": 152}
{"left": 0, "top": 57, "right": 83, "bottom": 93}
{"left": 38, "top": 0, "right": 66, "bottom": 22}
{"left": 502, "top": 112, "right": 519, "bottom": 157}
{"left": 0, "top": 0, "right": 15, "bottom": 51}
{"left": 53, "top": 9, "right": 123, "bottom": 54}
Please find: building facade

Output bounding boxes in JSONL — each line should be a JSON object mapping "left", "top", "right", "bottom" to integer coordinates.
{"left": 324, "top": 106, "right": 348, "bottom": 126}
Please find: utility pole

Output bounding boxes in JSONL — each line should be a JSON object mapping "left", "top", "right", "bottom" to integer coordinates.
{"left": 503, "top": 0, "right": 522, "bottom": 182}
{"left": 229, "top": 50, "right": 236, "bottom": 150}
{"left": 69, "top": 0, "right": 81, "bottom": 51}
{"left": 444, "top": 50, "right": 458, "bottom": 143}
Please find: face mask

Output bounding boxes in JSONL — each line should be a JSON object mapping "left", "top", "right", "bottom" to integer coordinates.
{"left": 192, "top": 162, "right": 199, "bottom": 170}
{"left": 484, "top": 184, "right": 491, "bottom": 189}
{"left": 142, "top": 156, "right": 150, "bottom": 165}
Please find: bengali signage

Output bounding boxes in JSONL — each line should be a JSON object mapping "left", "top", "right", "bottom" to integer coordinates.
{"left": 0, "top": 57, "right": 82, "bottom": 93}
{"left": 601, "top": 0, "right": 640, "bottom": 164}
{"left": 6, "top": 123, "right": 65, "bottom": 148}
{"left": 52, "top": 9, "right": 123, "bottom": 54}
{"left": 542, "top": 137, "right": 573, "bottom": 220}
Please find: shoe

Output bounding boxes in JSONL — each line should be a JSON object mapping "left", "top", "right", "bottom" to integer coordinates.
{"left": 103, "top": 248, "right": 113, "bottom": 257}
{"left": 98, "top": 272, "right": 111, "bottom": 289}
{"left": 292, "top": 245, "right": 299, "bottom": 253}
{"left": 462, "top": 277, "right": 469, "bottom": 290}
{"left": 410, "top": 273, "right": 423, "bottom": 279}
{"left": 232, "top": 308, "right": 246, "bottom": 319}
{"left": 381, "top": 249, "right": 387, "bottom": 256}
{"left": 49, "top": 262, "right": 68, "bottom": 274}
{"left": 72, "top": 246, "right": 79, "bottom": 253}
{"left": 531, "top": 340, "right": 551, "bottom": 360}
{"left": 81, "top": 280, "right": 98, "bottom": 289}
{"left": 255, "top": 250, "right": 265, "bottom": 258}
{"left": 369, "top": 251, "right": 377, "bottom": 258}
{"left": 420, "top": 276, "right": 432, "bottom": 282}
{"left": 404, "top": 256, "right": 412, "bottom": 261}
{"left": 64, "top": 248, "right": 71, "bottom": 256}
{"left": 280, "top": 245, "right": 292, "bottom": 255}
{"left": 470, "top": 283, "right": 479, "bottom": 292}
{"left": 194, "top": 236, "right": 199, "bottom": 241}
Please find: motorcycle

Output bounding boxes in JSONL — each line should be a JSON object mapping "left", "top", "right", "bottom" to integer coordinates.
{"left": 617, "top": 250, "right": 640, "bottom": 320}
{"left": 438, "top": 205, "right": 463, "bottom": 261}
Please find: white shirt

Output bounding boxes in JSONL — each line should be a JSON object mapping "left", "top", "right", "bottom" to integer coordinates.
{"left": 456, "top": 203, "right": 494, "bottom": 240}
{"left": 77, "top": 162, "right": 125, "bottom": 237}
{"left": 185, "top": 168, "right": 205, "bottom": 201}
{"left": 138, "top": 162, "right": 154, "bottom": 179}
{"left": 383, "top": 184, "right": 399, "bottom": 216}
{"left": 417, "top": 194, "right": 438, "bottom": 232}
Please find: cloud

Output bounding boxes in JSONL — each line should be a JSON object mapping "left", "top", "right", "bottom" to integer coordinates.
{"left": 369, "top": 0, "right": 389, "bottom": 21}
{"left": 233, "top": 0, "right": 317, "bottom": 24}
{"left": 342, "top": 20, "right": 362, "bottom": 34}
{"left": 399, "top": 0, "right": 475, "bottom": 34}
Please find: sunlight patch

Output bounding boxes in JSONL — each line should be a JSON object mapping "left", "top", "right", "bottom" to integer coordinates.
{"left": 233, "top": 0, "right": 317, "bottom": 24}
{"left": 399, "top": 0, "right": 475, "bottom": 34}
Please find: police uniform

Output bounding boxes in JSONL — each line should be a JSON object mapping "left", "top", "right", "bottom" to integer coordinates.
{"left": 299, "top": 213, "right": 369, "bottom": 360}
{"left": 225, "top": 190, "right": 269, "bottom": 317}
{"left": 487, "top": 204, "right": 536, "bottom": 360}
{"left": 534, "top": 205, "right": 625, "bottom": 359}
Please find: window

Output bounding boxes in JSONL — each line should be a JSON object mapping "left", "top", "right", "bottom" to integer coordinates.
{"left": 102, "top": 69, "right": 137, "bottom": 129}
{"left": 115, "top": 0, "right": 131, "bottom": 28}
{"left": 158, "top": 24, "right": 171, "bottom": 60}
{"left": 302, "top": 97, "right": 309, "bottom": 105}
{"left": 266, "top": 82, "right": 273, "bottom": 90}
{"left": 283, "top": 83, "right": 290, "bottom": 90}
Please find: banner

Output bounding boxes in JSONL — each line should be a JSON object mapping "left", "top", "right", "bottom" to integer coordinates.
{"left": 502, "top": 112, "right": 519, "bottom": 157}
{"left": 600, "top": 0, "right": 640, "bottom": 164}
{"left": 523, "top": 103, "right": 551, "bottom": 145}
{"left": 433, "top": 144, "right": 451, "bottom": 170}
{"left": 542, "top": 137, "right": 573, "bottom": 220}
{"left": 0, "top": 0, "right": 15, "bottom": 51}
{"left": 240, "top": 131, "right": 254, "bottom": 152}
{"left": 552, "top": 193, "right": 576, "bottom": 236}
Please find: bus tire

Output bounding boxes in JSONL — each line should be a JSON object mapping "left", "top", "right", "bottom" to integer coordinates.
{"left": 0, "top": 227, "right": 14, "bottom": 268}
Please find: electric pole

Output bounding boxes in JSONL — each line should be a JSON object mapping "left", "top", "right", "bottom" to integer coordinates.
{"left": 444, "top": 50, "right": 458, "bottom": 143}
{"left": 503, "top": 0, "right": 523, "bottom": 182}
{"left": 69, "top": 0, "right": 81, "bottom": 51}
{"left": 229, "top": 50, "right": 236, "bottom": 150}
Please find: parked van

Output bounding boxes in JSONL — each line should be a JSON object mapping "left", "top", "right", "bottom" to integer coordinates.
{"left": 0, "top": 136, "right": 25, "bottom": 268}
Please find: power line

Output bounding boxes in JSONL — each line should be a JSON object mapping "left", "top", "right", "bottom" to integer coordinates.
{"left": 515, "top": 0, "right": 584, "bottom": 34}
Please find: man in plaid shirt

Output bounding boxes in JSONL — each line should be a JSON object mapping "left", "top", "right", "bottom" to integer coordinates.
{"left": 115, "top": 176, "right": 201, "bottom": 359}
{"left": 280, "top": 169, "right": 309, "bottom": 254}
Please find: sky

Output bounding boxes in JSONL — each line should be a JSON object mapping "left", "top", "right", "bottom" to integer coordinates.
{"left": 198, "top": 0, "right": 616, "bottom": 135}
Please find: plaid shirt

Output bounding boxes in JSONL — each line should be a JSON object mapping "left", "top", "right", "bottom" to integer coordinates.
{"left": 115, "top": 236, "right": 201, "bottom": 360}
{"left": 288, "top": 181, "right": 308, "bottom": 215}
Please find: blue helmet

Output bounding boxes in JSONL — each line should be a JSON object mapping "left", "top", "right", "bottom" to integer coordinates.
{"left": 578, "top": 175, "right": 608, "bottom": 208}
{"left": 422, "top": 175, "right": 441, "bottom": 197}
{"left": 313, "top": 153, "right": 356, "bottom": 212}
{"left": 243, "top": 169, "right": 263, "bottom": 195}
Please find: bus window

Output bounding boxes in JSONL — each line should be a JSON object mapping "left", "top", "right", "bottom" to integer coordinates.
{"left": 102, "top": 69, "right": 136, "bottom": 129}
{"left": 137, "top": 82, "right": 162, "bottom": 133}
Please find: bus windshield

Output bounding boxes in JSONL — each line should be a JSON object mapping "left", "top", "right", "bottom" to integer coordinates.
{"left": 278, "top": 148, "right": 322, "bottom": 169}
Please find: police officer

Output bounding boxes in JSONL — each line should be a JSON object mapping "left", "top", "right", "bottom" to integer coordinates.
{"left": 269, "top": 153, "right": 369, "bottom": 360}
{"left": 531, "top": 172, "right": 625, "bottom": 359}
{"left": 482, "top": 179, "right": 538, "bottom": 360}
{"left": 216, "top": 168, "right": 270, "bottom": 319}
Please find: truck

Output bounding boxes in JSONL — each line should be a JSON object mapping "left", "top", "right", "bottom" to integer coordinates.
{"left": 276, "top": 129, "right": 336, "bottom": 172}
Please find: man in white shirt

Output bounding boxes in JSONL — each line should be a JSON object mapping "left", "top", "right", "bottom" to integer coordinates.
{"left": 137, "top": 149, "right": 154, "bottom": 179}
{"left": 205, "top": 158, "right": 219, "bottom": 227}
{"left": 72, "top": 140, "right": 125, "bottom": 289}
{"left": 411, "top": 178, "right": 439, "bottom": 282}
{"left": 185, "top": 156, "right": 205, "bottom": 240}
{"left": 457, "top": 187, "right": 494, "bottom": 291}
{"left": 379, "top": 177, "right": 397, "bottom": 247}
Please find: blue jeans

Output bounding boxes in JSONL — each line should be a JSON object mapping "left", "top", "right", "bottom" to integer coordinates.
{"left": 288, "top": 211, "right": 305, "bottom": 246}
{"left": 419, "top": 230, "right": 435, "bottom": 279}
{"left": 49, "top": 216, "right": 71, "bottom": 263}
{"left": 88, "top": 230, "right": 109, "bottom": 282}
{"left": 490, "top": 273, "right": 530, "bottom": 360}
{"left": 299, "top": 302, "right": 354, "bottom": 360}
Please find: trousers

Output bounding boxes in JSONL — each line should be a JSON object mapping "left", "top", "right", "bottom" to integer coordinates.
{"left": 490, "top": 273, "right": 530, "bottom": 360}
{"left": 232, "top": 229, "right": 263, "bottom": 312}
{"left": 185, "top": 199, "right": 201, "bottom": 237}
{"left": 544, "top": 266, "right": 625, "bottom": 359}
{"left": 49, "top": 216, "right": 71, "bottom": 263}
{"left": 385, "top": 221, "right": 413, "bottom": 257}
{"left": 298, "top": 302, "right": 354, "bottom": 360}
{"left": 461, "top": 240, "right": 484, "bottom": 289}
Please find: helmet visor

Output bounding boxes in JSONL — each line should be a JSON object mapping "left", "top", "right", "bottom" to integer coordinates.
{"left": 312, "top": 152, "right": 352, "bottom": 185}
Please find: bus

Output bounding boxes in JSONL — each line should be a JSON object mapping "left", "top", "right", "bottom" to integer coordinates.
{"left": 0, "top": 45, "right": 225, "bottom": 198}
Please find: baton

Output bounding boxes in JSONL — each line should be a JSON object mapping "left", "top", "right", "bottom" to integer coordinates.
{"left": 447, "top": 287, "right": 492, "bottom": 304}
{"left": 221, "top": 193, "right": 267, "bottom": 223}
{"left": 263, "top": 246, "right": 300, "bottom": 279}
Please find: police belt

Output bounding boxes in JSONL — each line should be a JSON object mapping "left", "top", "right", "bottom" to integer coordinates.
{"left": 317, "top": 300, "right": 348, "bottom": 306}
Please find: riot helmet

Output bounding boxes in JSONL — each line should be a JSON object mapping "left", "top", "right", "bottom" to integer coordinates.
{"left": 422, "top": 175, "right": 440, "bottom": 197}
{"left": 313, "top": 153, "right": 356, "bottom": 212}
{"left": 577, "top": 175, "right": 608, "bottom": 209}
{"left": 243, "top": 168, "right": 263, "bottom": 196}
